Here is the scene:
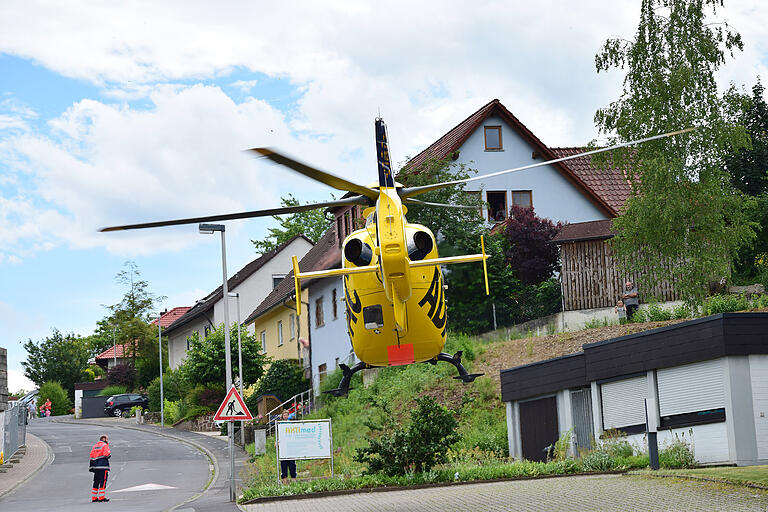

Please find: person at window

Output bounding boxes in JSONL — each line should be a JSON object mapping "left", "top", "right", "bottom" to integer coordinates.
{"left": 622, "top": 281, "right": 640, "bottom": 319}
{"left": 494, "top": 209, "right": 506, "bottom": 222}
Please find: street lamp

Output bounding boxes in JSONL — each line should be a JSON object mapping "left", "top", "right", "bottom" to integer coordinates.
{"left": 157, "top": 316, "right": 164, "bottom": 429}
{"left": 199, "top": 223, "right": 236, "bottom": 502}
{"left": 111, "top": 325, "right": 117, "bottom": 367}
{"left": 228, "top": 291, "right": 244, "bottom": 446}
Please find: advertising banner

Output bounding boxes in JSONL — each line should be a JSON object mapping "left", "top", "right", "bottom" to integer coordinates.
{"left": 277, "top": 419, "right": 332, "bottom": 460}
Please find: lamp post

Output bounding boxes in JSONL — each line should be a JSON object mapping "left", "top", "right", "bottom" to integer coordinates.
{"left": 158, "top": 317, "right": 164, "bottom": 429}
{"left": 228, "top": 292, "right": 244, "bottom": 446}
{"left": 199, "top": 223, "right": 235, "bottom": 502}
{"left": 112, "top": 325, "right": 117, "bottom": 367}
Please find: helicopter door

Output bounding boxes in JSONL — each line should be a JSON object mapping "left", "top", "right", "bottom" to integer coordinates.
{"left": 363, "top": 305, "right": 384, "bottom": 329}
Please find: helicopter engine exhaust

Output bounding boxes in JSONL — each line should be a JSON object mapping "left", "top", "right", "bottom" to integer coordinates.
{"left": 408, "top": 230, "right": 434, "bottom": 261}
{"left": 344, "top": 238, "right": 373, "bottom": 267}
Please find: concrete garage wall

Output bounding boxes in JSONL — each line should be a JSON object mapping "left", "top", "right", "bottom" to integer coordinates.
{"left": 0, "top": 347, "right": 7, "bottom": 411}
{"left": 82, "top": 396, "right": 108, "bottom": 418}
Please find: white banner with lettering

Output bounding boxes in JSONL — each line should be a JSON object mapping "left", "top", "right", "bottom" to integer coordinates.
{"left": 277, "top": 419, "right": 332, "bottom": 460}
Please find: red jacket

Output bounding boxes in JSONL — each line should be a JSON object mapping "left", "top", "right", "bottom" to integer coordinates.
{"left": 89, "top": 440, "right": 110, "bottom": 471}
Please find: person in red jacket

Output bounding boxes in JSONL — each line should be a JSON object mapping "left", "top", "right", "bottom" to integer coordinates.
{"left": 89, "top": 435, "right": 111, "bottom": 502}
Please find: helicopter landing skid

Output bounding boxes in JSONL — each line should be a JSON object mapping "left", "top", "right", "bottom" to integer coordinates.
{"left": 435, "top": 351, "right": 484, "bottom": 383}
{"left": 323, "top": 361, "right": 368, "bottom": 397}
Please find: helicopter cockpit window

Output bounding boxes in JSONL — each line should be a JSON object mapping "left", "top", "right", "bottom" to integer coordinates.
{"left": 363, "top": 305, "right": 384, "bottom": 330}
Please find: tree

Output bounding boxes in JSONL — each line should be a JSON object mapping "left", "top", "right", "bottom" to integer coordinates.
{"left": 594, "top": 0, "right": 755, "bottom": 304}
{"left": 179, "top": 323, "right": 268, "bottom": 388}
{"left": 502, "top": 205, "right": 562, "bottom": 285}
{"left": 251, "top": 194, "right": 333, "bottom": 254}
{"left": 248, "top": 359, "right": 308, "bottom": 406}
{"left": 37, "top": 382, "right": 71, "bottom": 416}
{"left": 22, "top": 329, "right": 90, "bottom": 401}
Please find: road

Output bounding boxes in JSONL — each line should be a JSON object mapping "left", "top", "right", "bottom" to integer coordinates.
{"left": 0, "top": 418, "right": 211, "bottom": 511}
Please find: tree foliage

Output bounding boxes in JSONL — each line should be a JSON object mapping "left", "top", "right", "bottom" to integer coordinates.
{"left": 354, "top": 396, "right": 459, "bottom": 476}
{"left": 22, "top": 329, "right": 90, "bottom": 401}
{"left": 502, "top": 205, "right": 562, "bottom": 285}
{"left": 248, "top": 359, "right": 308, "bottom": 407}
{"left": 179, "top": 323, "right": 268, "bottom": 388}
{"left": 107, "top": 363, "right": 137, "bottom": 389}
{"left": 251, "top": 194, "right": 333, "bottom": 254}
{"left": 594, "top": 0, "right": 756, "bottom": 305}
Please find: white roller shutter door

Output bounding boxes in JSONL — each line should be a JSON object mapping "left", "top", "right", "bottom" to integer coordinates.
{"left": 601, "top": 375, "right": 647, "bottom": 429}
{"left": 657, "top": 359, "right": 724, "bottom": 417}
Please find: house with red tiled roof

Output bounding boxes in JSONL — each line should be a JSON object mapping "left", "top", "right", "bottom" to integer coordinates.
{"left": 151, "top": 306, "right": 191, "bottom": 329}
{"left": 402, "top": 99, "right": 630, "bottom": 224}
{"left": 164, "top": 234, "right": 314, "bottom": 369}
{"left": 94, "top": 343, "right": 131, "bottom": 370}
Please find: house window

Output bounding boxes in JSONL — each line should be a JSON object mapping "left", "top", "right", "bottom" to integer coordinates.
{"left": 344, "top": 211, "right": 351, "bottom": 235}
{"left": 318, "top": 363, "right": 327, "bottom": 382}
{"left": 260, "top": 330, "right": 267, "bottom": 352}
{"left": 512, "top": 190, "right": 533, "bottom": 209}
{"left": 487, "top": 191, "right": 507, "bottom": 222}
{"left": 277, "top": 320, "right": 283, "bottom": 346}
{"left": 272, "top": 274, "right": 285, "bottom": 289}
{"left": 289, "top": 313, "right": 296, "bottom": 339}
{"left": 484, "top": 126, "right": 502, "bottom": 151}
{"left": 332, "top": 288, "right": 338, "bottom": 320}
{"left": 315, "top": 297, "right": 325, "bottom": 327}
{"left": 337, "top": 217, "right": 344, "bottom": 247}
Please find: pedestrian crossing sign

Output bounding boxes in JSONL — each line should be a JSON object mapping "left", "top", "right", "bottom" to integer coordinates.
{"left": 214, "top": 385, "right": 253, "bottom": 421}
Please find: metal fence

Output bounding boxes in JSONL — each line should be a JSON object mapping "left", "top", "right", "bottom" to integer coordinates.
{"left": 2, "top": 403, "right": 27, "bottom": 461}
{"left": 265, "top": 388, "right": 315, "bottom": 437}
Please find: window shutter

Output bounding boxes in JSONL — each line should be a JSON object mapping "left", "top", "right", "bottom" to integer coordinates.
{"left": 657, "top": 359, "right": 724, "bottom": 417}
{"left": 601, "top": 375, "right": 647, "bottom": 429}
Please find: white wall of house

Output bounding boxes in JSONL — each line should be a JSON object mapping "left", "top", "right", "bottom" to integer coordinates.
{"left": 455, "top": 115, "right": 608, "bottom": 224}
{"left": 505, "top": 355, "right": 768, "bottom": 465}
{"left": 167, "top": 237, "right": 313, "bottom": 369}
{"left": 307, "top": 276, "right": 355, "bottom": 392}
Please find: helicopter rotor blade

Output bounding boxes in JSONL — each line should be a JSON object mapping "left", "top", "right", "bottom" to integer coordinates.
{"left": 100, "top": 196, "right": 370, "bottom": 232}
{"left": 398, "top": 127, "right": 696, "bottom": 199}
{"left": 249, "top": 148, "right": 379, "bottom": 200}
{"left": 403, "top": 198, "right": 478, "bottom": 209}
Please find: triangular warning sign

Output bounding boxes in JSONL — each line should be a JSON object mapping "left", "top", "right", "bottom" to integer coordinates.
{"left": 214, "top": 385, "right": 253, "bottom": 421}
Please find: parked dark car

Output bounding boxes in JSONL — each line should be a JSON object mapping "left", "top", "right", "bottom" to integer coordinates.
{"left": 104, "top": 393, "right": 149, "bottom": 417}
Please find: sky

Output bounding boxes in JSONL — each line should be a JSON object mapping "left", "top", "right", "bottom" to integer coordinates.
{"left": 1, "top": 1, "right": 767, "bottom": 394}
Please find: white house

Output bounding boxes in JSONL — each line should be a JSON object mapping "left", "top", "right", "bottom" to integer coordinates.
{"left": 404, "top": 99, "right": 629, "bottom": 225}
{"left": 165, "top": 234, "right": 313, "bottom": 369}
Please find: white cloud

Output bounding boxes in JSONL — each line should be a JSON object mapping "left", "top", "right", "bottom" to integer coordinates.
{"left": 230, "top": 80, "right": 258, "bottom": 93}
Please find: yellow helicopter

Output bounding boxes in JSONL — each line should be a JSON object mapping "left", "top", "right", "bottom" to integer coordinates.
{"left": 102, "top": 119, "right": 692, "bottom": 396}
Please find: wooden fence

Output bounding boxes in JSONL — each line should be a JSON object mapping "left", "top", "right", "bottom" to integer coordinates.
{"left": 559, "top": 239, "right": 680, "bottom": 311}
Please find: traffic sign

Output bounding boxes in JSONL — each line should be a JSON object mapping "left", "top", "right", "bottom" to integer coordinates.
{"left": 214, "top": 385, "right": 253, "bottom": 421}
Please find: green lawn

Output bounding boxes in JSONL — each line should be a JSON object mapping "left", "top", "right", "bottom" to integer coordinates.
{"left": 651, "top": 465, "right": 768, "bottom": 487}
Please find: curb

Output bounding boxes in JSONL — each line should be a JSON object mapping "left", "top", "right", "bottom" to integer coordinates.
{"left": 53, "top": 419, "right": 219, "bottom": 510}
{"left": 0, "top": 434, "right": 55, "bottom": 500}
{"left": 240, "top": 470, "right": 628, "bottom": 505}
{"left": 632, "top": 471, "right": 768, "bottom": 491}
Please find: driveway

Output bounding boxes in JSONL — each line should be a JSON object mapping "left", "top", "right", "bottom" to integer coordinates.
{"left": 242, "top": 473, "right": 768, "bottom": 511}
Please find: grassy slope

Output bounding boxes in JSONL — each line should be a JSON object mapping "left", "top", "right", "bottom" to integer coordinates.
{"left": 653, "top": 466, "right": 768, "bottom": 487}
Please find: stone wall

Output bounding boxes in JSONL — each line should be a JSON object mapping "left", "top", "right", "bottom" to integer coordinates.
{"left": 172, "top": 412, "right": 219, "bottom": 432}
{"left": 0, "top": 347, "right": 7, "bottom": 411}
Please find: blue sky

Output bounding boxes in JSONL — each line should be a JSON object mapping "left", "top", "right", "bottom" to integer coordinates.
{"left": 1, "top": 1, "right": 767, "bottom": 393}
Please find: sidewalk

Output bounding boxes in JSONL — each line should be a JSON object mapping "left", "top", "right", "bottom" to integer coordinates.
{"left": 0, "top": 433, "right": 53, "bottom": 499}
{"left": 58, "top": 417, "right": 247, "bottom": 512}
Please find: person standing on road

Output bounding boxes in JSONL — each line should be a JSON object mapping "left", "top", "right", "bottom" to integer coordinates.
{"left": 89, "top": 434, "right": 111, "bottom": 503}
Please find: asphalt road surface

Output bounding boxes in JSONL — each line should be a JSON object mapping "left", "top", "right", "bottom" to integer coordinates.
{"left": 1, "top": 418, "right": 211, "bottom": 511}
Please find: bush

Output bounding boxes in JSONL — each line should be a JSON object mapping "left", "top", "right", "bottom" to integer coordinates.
{"left": 188, "top": 383, "right": 226, "bottom": 408}
{"left": 80, "top": 368, "right": 95, "bottom": 382}
{"left": 629, "top": 308, "right": 646, "bottom": 323}
{"left": 645, "top": 303, "right": 672, "bottom": 322}
{"left": 659, "top": 437, "right": 696, "bottom": 468}
{"left": 98, "top": 385, "right": 128, "bottom": 397}
{"left": 581, "top": 450, "right": 616, "bottom": 472}
{"left": 672, "top": 304, "right": 691, "bottom": 319}
{"left": 37, "top": 381, "right": 71, "bottom": 416}
{"left": 354, "top": 396, "right": 459, "bottom": 475}
{"left": 163, "top": 399, "right": 183, "bottom": 424}
{"left": 253, "top": 359, "right": 308, "bottom": 402}
{"left": 107, "top": 363, "right": 136, "bottom": 389}
{"left": 702, "top": 293, "right": 750, "bottom": 315}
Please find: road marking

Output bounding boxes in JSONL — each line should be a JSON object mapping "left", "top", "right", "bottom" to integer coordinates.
{"left": 112, "top": 483, "right": 178, "bottom": 492}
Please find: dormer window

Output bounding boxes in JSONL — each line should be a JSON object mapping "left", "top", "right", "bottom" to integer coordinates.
{"left": 484, "top": 126, "right": 502, "bottom": 151}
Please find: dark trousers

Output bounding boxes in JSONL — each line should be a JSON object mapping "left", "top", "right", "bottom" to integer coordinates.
{"left": 91, "top": 469, "right": 108, "bottom": 501}
{"left": 280, "top": 460, "right": 296, "bottom": 479}
{"left": 626, "top": 304, "right": 639, "bottom": 319}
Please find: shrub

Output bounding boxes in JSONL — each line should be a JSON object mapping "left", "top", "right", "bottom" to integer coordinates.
{"left": 582, "top": 450, "right": 616, "bottom": 472}
{"left": 355, "top": 396, "right": 459, "bottom": 475}
{"left": 98, "top": 385, "right": 128, "bottom": 397}
{"left": 659, "top": 437, "right": 696, "bottom": 468}
{"left": 37, "top": 381, "right": 71, "bottom": 416}
{"left": 80, "top": 368, "right": 95, "bottom": 382}
{"left": 672, "top": 304, "right": 691, "bottom": 319}
{"left": 107, "top": 363, "right": 136, "bottom": 389}
{"left": 188, "top": 383, "right": 226, "bottom": 408}
{"left": 252, "top": 359, "right": 308, "bottom": 402}
{"left": 645, "top": 303, "right": 672, "bottom": 322}
{"left": 629, "top": 308, "right": 646, "bottom": 323}
{"left": 702, "top": 293, "right": 750, "bottom": 315}
{"left": 163, "top": 399, "right": 183, "bottom": 424}
{"left": 549, "top": 428, "right": 572, "bottom": 462}
{"left": 147, "top": 374, "right": 183, "bottom": 412}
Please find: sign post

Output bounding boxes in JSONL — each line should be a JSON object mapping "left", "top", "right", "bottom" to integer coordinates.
{"left": 645, "top": 398, "right": 660, "bottom": 470}
{"left": 275, "top": 419, "right": 333, "bottom": 485}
